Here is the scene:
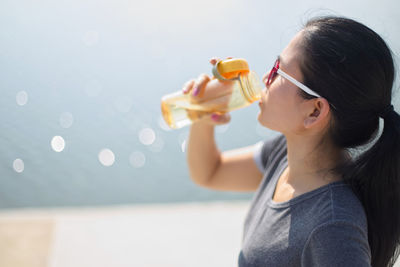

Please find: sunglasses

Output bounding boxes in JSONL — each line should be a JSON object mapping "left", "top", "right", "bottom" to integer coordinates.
{"left": 267, "top": 57, "right": 322, "bottom": 98}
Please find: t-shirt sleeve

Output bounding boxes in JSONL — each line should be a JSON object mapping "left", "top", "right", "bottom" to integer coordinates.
{"left": 253, "top": 134, "right": 286, "bottom": 173}
{"left": 252, "top": 141, "right": 265, "bottom": 173}
{"left": 301, "top": 221, "right": 371, "bottom": 267}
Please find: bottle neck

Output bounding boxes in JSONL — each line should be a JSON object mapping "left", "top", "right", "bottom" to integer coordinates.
{"left": 239, "top": 71, "right": 262, "bottom": 103}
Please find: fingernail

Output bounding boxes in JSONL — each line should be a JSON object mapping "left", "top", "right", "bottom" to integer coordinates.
{"left": 211, "top": 114, "right": 220, "bottom": 121}
{"left": 183, "top": 87, "right": 189, "bottom": 94}
{"left": 193, "top": 86, "right": 200, "bottom": 96}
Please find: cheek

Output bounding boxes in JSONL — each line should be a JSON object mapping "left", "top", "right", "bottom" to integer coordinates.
{"left": 258, "top": 85, "right": 301, "bottom": 128}
{"left": 264, "top": 85, "right": 290, "bottom": 110}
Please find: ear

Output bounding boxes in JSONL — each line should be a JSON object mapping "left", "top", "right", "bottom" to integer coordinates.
{"left": 303, "top": 98, "right": 330, "bottom": 129}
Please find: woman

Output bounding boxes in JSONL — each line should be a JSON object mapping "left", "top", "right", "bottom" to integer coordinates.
{"left": 184, "top": 16, "right": 400, "bottom": 266}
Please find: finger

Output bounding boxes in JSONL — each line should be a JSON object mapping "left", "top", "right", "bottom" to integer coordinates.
{"left": 182, "top": 80, "right": 195, "bottom": 94}
{"left": 192, "top": 74, "right": 211, "bottom": 97}
{"left": 209, "top": 57, "right": 221, "bottom": 65}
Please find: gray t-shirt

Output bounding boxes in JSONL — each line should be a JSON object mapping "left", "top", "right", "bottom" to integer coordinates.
{"left": 239, "top": 134, "right": 371, "bottom": 266}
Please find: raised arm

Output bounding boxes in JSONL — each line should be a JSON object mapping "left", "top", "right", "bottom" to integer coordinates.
{"left": 183, "top": 59, "right": 264, "bottom": 191}
{"left": 187, "top": 121, "right": 263, "bottom": 192}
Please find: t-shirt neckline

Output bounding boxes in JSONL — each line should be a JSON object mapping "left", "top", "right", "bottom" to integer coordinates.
{"left": 267, "top": 158, "right": 346, "bottom": 209}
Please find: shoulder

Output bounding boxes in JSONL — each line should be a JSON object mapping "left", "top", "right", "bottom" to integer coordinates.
{"left": 263, "top": 133, "right": 286, "bottom": 154}
{"left": 301, "top": 220, "right": 371, "bottom": 266}
{"left": 300, "top": 183, "right": 371, "bottom": 266}
{"left": 260, "top": 133, "right": 286, "bottom": 168}
{"left": 253, "top": 133, "right": 287, "bottom": 174}
{"left": 296, "top": 181, "right": 368, "bottom": 230}
{"left": 328, "top": 182, "right": 368, "bottom": 228}
{"left": 305, "top": 182, "right": 367, "bottom": 228}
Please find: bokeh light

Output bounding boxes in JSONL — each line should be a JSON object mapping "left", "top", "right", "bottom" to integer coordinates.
{"left": 13, "top": 159, "right": 24, "bottom": 173}
{"left": 16, "top": 91, "right": 28, "bottom": 106}
{"left": 139, "top": 128, "right": 156, "bottom": 145}
{"left": 98, "top": 149, "right": 115, "bottom": 166}
{"left": 51, "top": 136, "right": 66, "bottom": 152}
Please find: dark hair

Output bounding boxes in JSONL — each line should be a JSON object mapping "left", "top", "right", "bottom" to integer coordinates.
{"left": 298, "top": 16, "right": 400, "bottom": 266}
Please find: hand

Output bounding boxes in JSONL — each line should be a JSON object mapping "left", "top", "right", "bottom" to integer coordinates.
{"left": 181, "top": 57, "right": 232, "bottom": 125}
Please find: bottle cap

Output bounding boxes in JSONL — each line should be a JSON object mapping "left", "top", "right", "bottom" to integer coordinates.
{"left": 212, "top": 58, "right": 250, "bottom": 81}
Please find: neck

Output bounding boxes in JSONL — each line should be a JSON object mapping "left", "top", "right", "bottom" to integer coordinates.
{"left": 283, "top": 133, "right": 346, "bottom": 190}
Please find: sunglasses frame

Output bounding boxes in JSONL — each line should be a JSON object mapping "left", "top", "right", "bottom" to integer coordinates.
{"left": 267, "top": 58, "right": 322, "bottom": 98}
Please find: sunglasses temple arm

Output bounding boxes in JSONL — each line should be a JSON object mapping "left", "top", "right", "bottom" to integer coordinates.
{"left": 277, "top": 69, "right": 322, "bottom": 98}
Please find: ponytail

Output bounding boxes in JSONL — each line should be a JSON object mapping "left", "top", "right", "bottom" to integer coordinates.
{"left": 343, "top": 108, "right": 400, "bottom": 266}
{"left": 298, "top": 16, "right": 400, "bottom": 266}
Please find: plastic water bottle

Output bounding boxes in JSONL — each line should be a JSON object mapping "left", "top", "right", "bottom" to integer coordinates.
{"left": 161, "top": 58, "right": 262, "bottom": 129}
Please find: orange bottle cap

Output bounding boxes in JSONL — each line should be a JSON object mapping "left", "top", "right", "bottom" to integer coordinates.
{"left": 212, "top": 58, "right": 250, "bottom": 80}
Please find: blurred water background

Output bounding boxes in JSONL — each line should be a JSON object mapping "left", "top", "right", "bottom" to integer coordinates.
{"left": 1, "top": 0, "right": 399, "bottom": 209}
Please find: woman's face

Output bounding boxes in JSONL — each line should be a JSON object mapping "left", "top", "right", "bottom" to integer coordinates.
{"left": 257, "top": 31, "right": 310, "bottom": 134}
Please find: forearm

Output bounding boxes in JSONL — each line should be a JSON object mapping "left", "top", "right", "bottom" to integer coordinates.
{"left": 186, "top": 121, "right": 221, "bottom": 186}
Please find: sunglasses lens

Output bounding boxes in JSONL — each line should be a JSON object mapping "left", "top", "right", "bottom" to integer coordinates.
{"left": 267, "top": 59, "right": 280, "bottom": 86}
{"left": 267, "top": 67, "right": 276, "bottom": 85}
